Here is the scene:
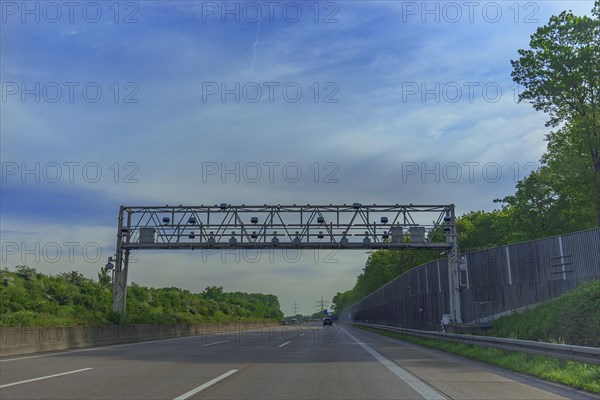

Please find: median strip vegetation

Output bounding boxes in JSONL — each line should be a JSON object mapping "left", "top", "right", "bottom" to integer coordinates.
{"left": 355, "top": 324, "right": 600, "bottom": 394}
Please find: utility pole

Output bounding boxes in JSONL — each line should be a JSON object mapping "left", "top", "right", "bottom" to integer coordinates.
{"left": 292, "top": 302, "right": 299, "bottom": 316}
{"left": 315, "top": 296, "right": 329, "bottom": 314}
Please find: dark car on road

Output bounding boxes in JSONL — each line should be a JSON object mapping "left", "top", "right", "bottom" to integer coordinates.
{"left": 323, "top": 317, "right": 333, "bottom": 326}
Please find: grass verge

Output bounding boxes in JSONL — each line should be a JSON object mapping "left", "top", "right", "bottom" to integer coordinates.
{"left": 355, "top": 324, "right": 600, "bottom": 394}
{"left": 489, "top": 280, "right": 600, "bottom": 347}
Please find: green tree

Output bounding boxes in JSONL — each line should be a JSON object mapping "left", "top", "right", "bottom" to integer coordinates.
{"left": 203, "top": 286, "right": 224, "bottom": 301}
{"left": 496, "top": 168, "right": 564, "bottom": 241}
{"left": 332, "top": 290, "right": 356, "bottom": 313}
{"left": 59, "top": 271, "right": 87, "bottom": 286}
{"left": 15, "top": 265, "right": 38, "bottom": 280}
{"left": 542, "top": 119, "right": 598, "bottom": 228}
{"left": 511, "top": 2, "right": 600, "bottom": 225}
{"left": 98, "top": 267, "right": 112, "bottom": 289}
{"left": 456, "top": 210, "right": 508, "bottom": 252}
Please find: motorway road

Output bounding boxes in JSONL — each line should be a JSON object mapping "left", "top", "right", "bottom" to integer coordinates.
{"left": 0, "top": 323, "right": 594, "bottom": 400}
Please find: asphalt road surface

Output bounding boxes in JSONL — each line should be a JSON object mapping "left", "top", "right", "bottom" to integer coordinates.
{"left": 0, "top": 323, "right": 594, "bottom": 400}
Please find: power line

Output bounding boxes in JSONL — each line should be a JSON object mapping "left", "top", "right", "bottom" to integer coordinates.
{"left": 315, "top": 296, "right": 329, "bottom": 313}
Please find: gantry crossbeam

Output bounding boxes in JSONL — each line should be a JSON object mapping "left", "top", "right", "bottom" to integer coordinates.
{"left": 110, "top": 203, "right": 462, "bottom": 323}
{"left": 117, "top": 204, "right": 453, "bottom": 250}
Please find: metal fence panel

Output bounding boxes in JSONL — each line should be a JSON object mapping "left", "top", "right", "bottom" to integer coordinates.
{"left": 341, "top": 228, "right": 600, "bottom": 328}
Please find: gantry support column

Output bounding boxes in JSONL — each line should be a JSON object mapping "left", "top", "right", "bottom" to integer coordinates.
{"left": 446, "top": 205, "right": 463, "bottom": 323}
{"left": 112, "top": 207, "right": 130, "bottom": 314}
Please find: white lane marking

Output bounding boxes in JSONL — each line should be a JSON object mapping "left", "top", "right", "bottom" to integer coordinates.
{"left": 300, "top": 333, "right": 305, "bottom": 337}
{"left": 339, "top": 327, "right": 447, "bottom": 400}
{"left": 0, "top": 368, "right": 93, "bottom": 388}
{"left": 278, "top": 340, "right": 291, "bottom": 348}
{"left": 173, "top": 369, "right": 238, "bottom": 400}
{"left": 202, "top": 340, "right": 228, "bottom": 347}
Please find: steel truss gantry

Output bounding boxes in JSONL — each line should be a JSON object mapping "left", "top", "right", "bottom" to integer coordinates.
{"left": 111, "top": 204, "right": 462, "bottom": 323}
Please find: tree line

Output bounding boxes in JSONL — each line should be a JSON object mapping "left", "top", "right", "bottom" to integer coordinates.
{"left": 334, "top": 2, "right": 599, "bottom": 312}
{"left": 0, "top": 265, "right": 283, "bottom": 326}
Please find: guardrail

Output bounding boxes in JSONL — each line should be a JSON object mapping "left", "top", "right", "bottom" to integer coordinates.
{"left": 352, "top": 322, "right": 600, "bottom": 365}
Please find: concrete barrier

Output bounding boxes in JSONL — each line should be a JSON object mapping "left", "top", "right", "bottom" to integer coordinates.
{"left": 0, "top": 322, "right": 279, "bottom": 357}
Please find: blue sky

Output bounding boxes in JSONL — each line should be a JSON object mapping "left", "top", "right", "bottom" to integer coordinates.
{"left": 1, "top": 0, "right": 596, "bottom": 315}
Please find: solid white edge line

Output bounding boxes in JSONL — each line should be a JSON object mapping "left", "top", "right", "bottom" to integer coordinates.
{"left": 278, "top": 340, "right": 291, "bottom": 348}
{"left": 202, "top": 340, "right": 228, "bottom": 347}
{"left": 339, "top": 327, "right": 447, "bottom": 400}
{"left": 173, "top": 369, "right": 238, "bottom": 400}
{"left": 0, "top": 368, "right": 93, "bottom": 388}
